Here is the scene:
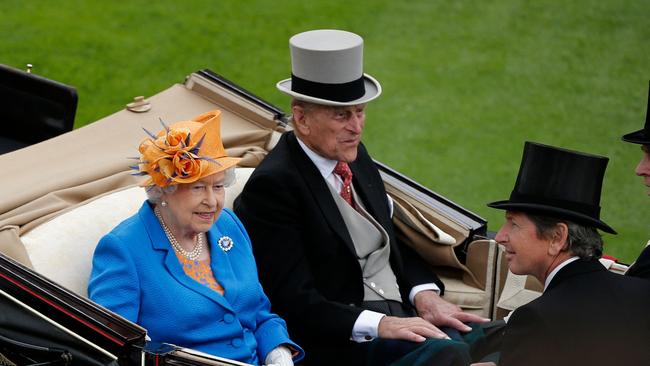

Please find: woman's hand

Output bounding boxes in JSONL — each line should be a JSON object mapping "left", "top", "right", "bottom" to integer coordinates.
{"left": 265, "top": 345, "right": 293, "bottom": 366}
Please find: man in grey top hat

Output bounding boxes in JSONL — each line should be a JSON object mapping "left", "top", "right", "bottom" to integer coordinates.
{"left": 235, "top": 29, "right": 486, "bottom": 365}
{"left": 487, "top": 141, "right": 650, "bottom": 366}
{"left": 621, "top": 81, "right": 650, "bottom": 279}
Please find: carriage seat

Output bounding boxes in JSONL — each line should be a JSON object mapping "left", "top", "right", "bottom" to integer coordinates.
{"left": 20, "top": 165, "right": 501, "bottom": 320}
{"left": 19, "top": 168, "right": 254, "bottom": 297}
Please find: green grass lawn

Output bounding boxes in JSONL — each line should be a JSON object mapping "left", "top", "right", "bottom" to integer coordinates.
{"left": 3, "top": 0, "right": 649, "bottom": 263}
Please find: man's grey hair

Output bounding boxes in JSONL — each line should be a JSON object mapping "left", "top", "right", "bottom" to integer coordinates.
{"left": 527, "top": 213, "right": 603, "bottom": 260}
{"left": 291, "top": 98, "right": 319, "bottom": 112}
{"left": 290, "top": 98, "right": 319, "bottom": 130}
{"left": 144, "top": 167, "right": 237, "bottom": 204}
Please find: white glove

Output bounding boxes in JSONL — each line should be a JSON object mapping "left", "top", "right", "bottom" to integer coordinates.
{"left": 265, "top": 345, "right": 293, "bottom": 366}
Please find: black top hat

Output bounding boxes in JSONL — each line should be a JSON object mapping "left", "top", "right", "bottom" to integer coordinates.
{"left": 622, "top": 81, "right": 650, "bottom": 144}
{"left": 488, "top": 141, "right": 616, "bottom": 234}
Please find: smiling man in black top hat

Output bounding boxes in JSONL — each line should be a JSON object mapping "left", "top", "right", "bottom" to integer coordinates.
{"left": 621, "top": 81, "right": 650, "bottom": 280}
{"left": 487, "top": 141, "right": 650, "bottom": 366}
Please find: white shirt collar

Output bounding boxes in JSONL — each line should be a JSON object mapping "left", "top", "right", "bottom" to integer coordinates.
{"left": 296, "top": 136, "right": 338, "bottom": 180}
{"left": 543, "top": 256, "right": 579, "bottom": 291}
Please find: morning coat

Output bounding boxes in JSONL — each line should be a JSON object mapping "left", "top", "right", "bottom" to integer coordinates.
{"left": 234, "top": 131, "right": 442, "bottom": 365}
{"left": 627, "top": 244, "right": 650, "bottom": 279}
{"left": 499, "top": 259, "right": 650, "bottom": 366}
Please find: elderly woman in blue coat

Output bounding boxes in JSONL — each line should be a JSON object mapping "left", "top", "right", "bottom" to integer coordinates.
{"left": 89, "top": 110, "right": 303, "bottom": 366}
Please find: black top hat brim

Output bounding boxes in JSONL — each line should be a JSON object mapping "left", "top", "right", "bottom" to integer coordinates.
{"left": 622, "top": 128, "right": 650, "bottom": 145}
{"left": 487, "top": 200, "right": 616, "bottom": 234}
{"left": 622, "top": 81, "right": 650, "bottom": 145}
{"left": 277, "top": 73, "right": 382, "bottom": 106}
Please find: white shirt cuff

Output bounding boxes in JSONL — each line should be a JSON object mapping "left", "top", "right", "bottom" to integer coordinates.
{"left": 409, "top": 283, "right": 441, "bottom": 305}
{"left": 351, "top": 310, "right": 385, "bottom": 342}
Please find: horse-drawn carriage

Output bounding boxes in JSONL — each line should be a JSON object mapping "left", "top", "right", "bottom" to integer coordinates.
{"left": 0, "top": 65, "right": 628, "bottom": 365}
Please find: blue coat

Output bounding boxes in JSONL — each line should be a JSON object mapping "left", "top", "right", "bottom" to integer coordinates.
{"left": 88, "top": 202, "right": 303, "bottom": 365}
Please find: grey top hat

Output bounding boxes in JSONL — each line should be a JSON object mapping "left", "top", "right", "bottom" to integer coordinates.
{"left": 622, "top": 81, "right": 650, "bottom": 145}
{"left": 277, "top": 29, "right": 382, "bottom": 106}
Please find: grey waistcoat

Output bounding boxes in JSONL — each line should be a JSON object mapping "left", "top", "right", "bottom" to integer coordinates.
{"left": 326, "top": 182, "right": 402, "bottom": 302}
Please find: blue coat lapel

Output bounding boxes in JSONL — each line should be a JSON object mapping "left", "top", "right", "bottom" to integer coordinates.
{"left": 207, "top": 227, "right": 240, "bottom": 308}
{"left": 140, "top": 203, "right": 234, "bottom": 312}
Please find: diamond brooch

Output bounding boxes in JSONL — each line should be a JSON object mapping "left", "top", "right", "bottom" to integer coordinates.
{"left": 218, "top": 236, "right": 234, "bottom": 252}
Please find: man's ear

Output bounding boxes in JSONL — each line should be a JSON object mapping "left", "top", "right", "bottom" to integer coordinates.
{"left": 548, "top": 223, "right": 569, "bottom": 256}
{"left": 291, "top": 104, "right": 310, "bottom": 136}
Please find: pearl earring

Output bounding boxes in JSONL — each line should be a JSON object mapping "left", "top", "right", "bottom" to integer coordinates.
{"left": 161, "top": 201, "right": 167, "bottom": 207}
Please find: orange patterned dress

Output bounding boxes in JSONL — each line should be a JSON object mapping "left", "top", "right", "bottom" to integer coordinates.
{"left": 175, "top": 252, "right": 225, "bottom": 295}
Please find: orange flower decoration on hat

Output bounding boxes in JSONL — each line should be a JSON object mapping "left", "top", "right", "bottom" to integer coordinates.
{"left": 134, "top": 110, "right": 240, "bottom": 187}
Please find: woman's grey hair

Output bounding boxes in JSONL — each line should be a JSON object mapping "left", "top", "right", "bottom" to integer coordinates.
{"left": 145, "top": 167, "right": 237, "bottom": 204}
{"left": 145, "top": 184, "right": 177, "bottom": 204}
{"left": 527, "top": 213, "right": 603, "bottom": 260}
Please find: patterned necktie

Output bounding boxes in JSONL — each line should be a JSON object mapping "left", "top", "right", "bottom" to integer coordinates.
{"left": 334, "top": 161, "right": 354, "bottom": 206}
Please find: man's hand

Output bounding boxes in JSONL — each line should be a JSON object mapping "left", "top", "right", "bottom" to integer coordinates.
{"left": 414, "top": 290, "right": 489, "bottom": 332}
{"left": 377, "top": 316, "right": 450, "bottom": 342}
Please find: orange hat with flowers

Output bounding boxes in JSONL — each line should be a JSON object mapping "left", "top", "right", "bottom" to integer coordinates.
{"left": 134, "top": 110, "right": 240, "bottom": 187}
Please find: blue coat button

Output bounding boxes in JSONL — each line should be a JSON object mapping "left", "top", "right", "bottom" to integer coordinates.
{"left": 232, "top": 338, "right": 242, "bottom": 348}
{"left": 223, "top": 313, "right": 235, "bottom": 324}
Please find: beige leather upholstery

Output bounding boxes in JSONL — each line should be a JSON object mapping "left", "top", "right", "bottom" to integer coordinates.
{"left": 1, "top": 71, "right": 544, "bottom": 322}
{"left": 386, "top": 176, "right": 499, "bottom": 318}
{"left": 18, "top": 161, "right": 501, "bottom": 322}
{"left": 0, "top": 74, "right": 283, "bottom": 268}
{"left": 435, "top": 240, "right": 498, "bottom": 318}
{"left": 19, "top": 168, "right": 254, "bottom": 297}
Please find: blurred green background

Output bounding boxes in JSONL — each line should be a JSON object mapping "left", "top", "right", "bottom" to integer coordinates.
{"left": 3, "top": 0, "right": 649, "bottom": 263}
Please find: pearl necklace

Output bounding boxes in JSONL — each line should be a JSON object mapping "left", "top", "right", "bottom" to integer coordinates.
{"left": 154, "top": 206, "right": 204, "bottom": 260}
